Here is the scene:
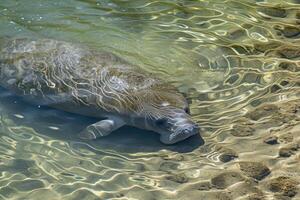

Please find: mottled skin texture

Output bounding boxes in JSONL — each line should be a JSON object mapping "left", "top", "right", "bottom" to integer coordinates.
{"left": 0, "top": 38, "right": 199, "bottom": 144}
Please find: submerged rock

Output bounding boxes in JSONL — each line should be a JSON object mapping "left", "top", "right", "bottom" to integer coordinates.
{"left": 268, "top": 45, "right": 300, "bottom": 59}
{"left": 195, "top": 181, "right": 212, "bottom": 191}
{"left": 257, "top": 7, "right": 287, "bottom": 18}
{"left": 215, "top": 146, "right": 238, "bottom": 162}
{"left": 219, "top": 149, "right": 238, "bottom": 163}
{"left": 230, "top": 125, "right": 254, "bottom": 137}
{"left": 211, "top": 171, "right": 245, "bottom": 189}
{"left": 238, "top": 162, "right": 271, "bottom": 180}
{"left": 279, "top": 148, "right": 293, "bottom": 157}
{"left": 246, "top": 104, "right": 278, "bottom": 121}
{"left": 278, "top": 62, "right": 298, "bottom": 72}
{"left": 264, "top": 136, "right": 279, "bottom": 145}
{"left": 165, "top": 173, "right": 189, "bottom": 184}
{"left": 279, "top": 143, "right": 299, "bottom": 157}
{"left": 280, "top": 80, "right": 289, "bottom": 87}
{"left": 270, "top": 84, "right": 282, "bottom": 93}
{"left": 225, "top": 74, "right": 240, "bottom": 85}
{"left": 254, "top": 41, "right": 282, "bottom": 53}
{"left": 227, "top": 28, "right": 247, "bottom": 40}
{"left": 274, "top": 25, "right": 300, "bottom": 38}
{"left": 268, "top": 176, "right": 299, "bottom": 197}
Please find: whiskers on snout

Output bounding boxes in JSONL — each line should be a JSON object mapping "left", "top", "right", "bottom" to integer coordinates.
{"left": 162, "top": 119, "right": 199, "bottom": 144}
{"left": 151, "top": 113, "right": 199, "bottom": 144}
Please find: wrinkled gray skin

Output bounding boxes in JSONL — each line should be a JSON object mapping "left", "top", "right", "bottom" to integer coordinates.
{"left": 0, "top": 38, "right": 199, "bottom": 144}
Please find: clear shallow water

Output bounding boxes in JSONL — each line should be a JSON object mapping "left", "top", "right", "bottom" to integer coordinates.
{"left": 0, "top": 0, "right": 300, "bottom": 199}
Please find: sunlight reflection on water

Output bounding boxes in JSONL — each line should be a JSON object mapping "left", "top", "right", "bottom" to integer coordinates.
{"left": 0, "top": 0, "right": 300, "bottom": 199}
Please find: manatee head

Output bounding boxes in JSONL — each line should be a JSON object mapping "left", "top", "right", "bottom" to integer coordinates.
{"left": 150, "top": 107, "right": 199, "bottom": 144}
{"left": 131, "top": 87, "right": 200, "bottom": 144}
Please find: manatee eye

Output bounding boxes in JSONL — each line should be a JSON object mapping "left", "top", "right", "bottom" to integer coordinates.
{"left": 155, "top": 118, "right": 168, "bottom": 127}
{"left": 184, "top": 107, "right": 190, "bottom": 114}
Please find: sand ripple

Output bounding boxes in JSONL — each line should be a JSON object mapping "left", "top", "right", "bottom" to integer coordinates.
{"left": 0, "top": 0, "right": 300, "bottom": 199}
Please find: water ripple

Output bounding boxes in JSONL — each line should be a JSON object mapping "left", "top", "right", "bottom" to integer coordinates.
{"left": 0, "top": 0, "right": 300, "bottom": 199}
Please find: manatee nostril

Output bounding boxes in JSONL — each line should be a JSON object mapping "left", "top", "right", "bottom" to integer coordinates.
{"left": 183, "top": 129, "right": 190, "bottom": 135}
{"left": 184, "top": 107, "right": 190, "bottom": 114}
{"left": 186, "top": 124, "right": 199, "bottom": 135}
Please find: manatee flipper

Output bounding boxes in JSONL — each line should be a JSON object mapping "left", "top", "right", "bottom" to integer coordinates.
{"left": 79, "top": 117, "right": 125, "bottom": 140}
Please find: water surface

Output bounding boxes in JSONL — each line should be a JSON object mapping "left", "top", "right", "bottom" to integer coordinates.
{"left": 0, "top": 0, "right": 300, "bottom": 199}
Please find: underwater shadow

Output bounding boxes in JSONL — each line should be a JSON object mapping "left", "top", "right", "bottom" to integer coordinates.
{"left": 88, "top": 126, "right": 204, "bottom": 153}
{"left": 0, "top": 88, "right": 204, "bottom": 153}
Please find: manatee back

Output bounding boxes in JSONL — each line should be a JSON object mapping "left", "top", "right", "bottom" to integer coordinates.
{"left": 0, "top": 38, "right": 167, "bottom": 115}
{"left": 0, "top": 38, "right": 83, "bottom": 94}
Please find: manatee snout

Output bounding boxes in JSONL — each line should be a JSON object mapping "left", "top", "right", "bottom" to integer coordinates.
{"left": 150, "top": 112, "right": 200, "bottom": 144}
{"left": 170, "top": 122, "right": 199, "bottom": 142}
{"left": 159, "top": 115, "right": 200, "bottom": 144}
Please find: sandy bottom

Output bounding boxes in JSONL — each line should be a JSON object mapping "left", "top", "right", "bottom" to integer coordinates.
{"left": 0, "top": 88, "right": 299, "bottom": 200}
{"left": 0, "top": 0, "right": 300, "bottom": 199}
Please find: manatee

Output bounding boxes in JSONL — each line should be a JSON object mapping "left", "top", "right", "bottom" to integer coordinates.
{"left": 0, "top": 38, "right": 199, "bottom": 144}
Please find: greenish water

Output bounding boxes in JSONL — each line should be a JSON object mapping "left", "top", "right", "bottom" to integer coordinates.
{"left": 0, "top": 0, "right": 300, "bottom": 199}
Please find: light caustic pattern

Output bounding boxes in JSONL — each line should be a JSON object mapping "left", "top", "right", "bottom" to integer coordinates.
{"left": 0, "top": 0, "right": 300, "bottom": 199}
